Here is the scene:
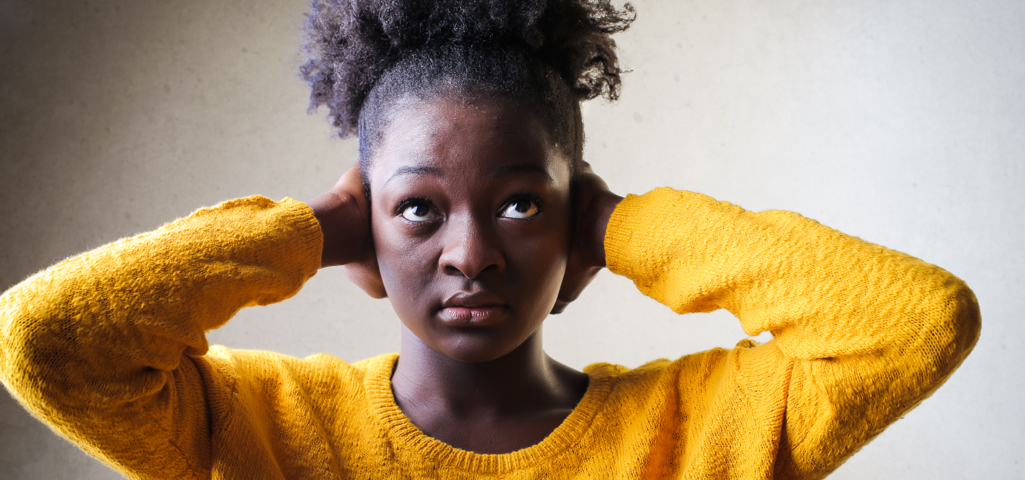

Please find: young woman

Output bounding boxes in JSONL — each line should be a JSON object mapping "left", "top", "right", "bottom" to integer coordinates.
{"left": 0, "top": 0, "right": 979, "bottom": 478}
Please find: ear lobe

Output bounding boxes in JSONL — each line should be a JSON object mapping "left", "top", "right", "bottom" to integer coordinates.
{"left": 343, "top": 256, "right": 388, "bottom": 299}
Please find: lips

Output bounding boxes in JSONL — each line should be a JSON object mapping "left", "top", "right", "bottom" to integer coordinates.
{"left": 439, "top": 291, "right": 508, "bottom": 326}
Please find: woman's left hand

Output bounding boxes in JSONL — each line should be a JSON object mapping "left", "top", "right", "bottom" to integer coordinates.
{"left": 551, "top": 162, "right": 623, "bottom": 314}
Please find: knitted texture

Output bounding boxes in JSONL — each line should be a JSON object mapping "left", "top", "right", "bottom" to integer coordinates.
{"left": 0, "top": 190, "right": 980, "bottom": 479}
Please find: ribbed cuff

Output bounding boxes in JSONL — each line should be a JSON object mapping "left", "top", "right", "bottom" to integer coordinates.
{"left": 603, "top": 193, "right": 638, "bottom": 278}
{"left": 275, "top": 197, "right": 324, "bottom": 279}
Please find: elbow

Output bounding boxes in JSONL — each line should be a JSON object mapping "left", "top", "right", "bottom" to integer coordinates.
{"left": 0, "top": 295, "right": 46, "bottom": 401}
{"left": 881, "top": 273, "right": 980, "bottom": 407}
{"left": 944, "top": 278, "right": 981, "bottom": 364}
{"left": 0, "top": 283, "right": 88, "bottom": 407}
{"left": 0, "top": 286, "right": 35, "bottom": 368}
{"left": 920, "top": 275, "right": 981, "bottom": 380}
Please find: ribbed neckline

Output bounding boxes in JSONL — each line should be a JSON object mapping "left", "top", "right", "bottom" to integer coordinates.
{"left": 363, "top": 353, "right": 618, "bottom": 474}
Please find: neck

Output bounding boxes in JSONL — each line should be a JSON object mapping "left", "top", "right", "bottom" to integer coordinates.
{"left": 390, "top": 326, "right": 580, "bottom": 418}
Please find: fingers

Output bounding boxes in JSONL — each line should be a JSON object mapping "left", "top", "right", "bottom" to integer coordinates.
{"left": 333, "top": 164, "right": 370, "bottom": 212}
{"left": 334, "top": 164, "right": 362, "bottom": 191}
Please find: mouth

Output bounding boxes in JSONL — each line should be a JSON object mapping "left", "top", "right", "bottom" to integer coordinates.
{"left": 438, "top": 291, "right": 508, "bottom": 326}
{"left": 438, "top": 305, "right": 507, "bottom": 325}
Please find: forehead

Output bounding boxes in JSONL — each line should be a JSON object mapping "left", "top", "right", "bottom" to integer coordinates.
{"left": 368, "top": 96, "right": 569, "bottom": 187}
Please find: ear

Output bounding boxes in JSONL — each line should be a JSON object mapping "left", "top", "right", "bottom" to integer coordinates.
{"left": 343, "top": 255, "right": 387, "bottom": 299}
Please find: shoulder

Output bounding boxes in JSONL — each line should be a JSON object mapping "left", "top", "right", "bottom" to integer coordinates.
{"left": 194, "top": 346, "right": 395, "bottom": 404}
{"left": 589, "top": 340, "right": 773, "bottom": 406}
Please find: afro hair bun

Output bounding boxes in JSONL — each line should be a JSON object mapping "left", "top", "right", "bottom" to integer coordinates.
{"left": 301, "top": 0, "right": 635, "bottom": 138}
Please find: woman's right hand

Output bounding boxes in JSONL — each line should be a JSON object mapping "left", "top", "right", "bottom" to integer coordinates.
{"left": 305, "top": 166, "right": 387, "bottom": 298}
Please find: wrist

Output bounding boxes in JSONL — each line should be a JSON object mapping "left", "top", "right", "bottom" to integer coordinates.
{"left": 305, "top": 191, "right": 366, "bottom": 268}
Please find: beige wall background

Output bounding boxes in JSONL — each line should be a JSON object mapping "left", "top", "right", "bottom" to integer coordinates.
{"left": 1, "top": 0, "right": 1022, "bottom": 478}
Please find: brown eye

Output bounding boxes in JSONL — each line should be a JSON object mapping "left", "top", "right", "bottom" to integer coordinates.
{"left": 401, "top": 202, "right": 438, "bottom": 222}
{"left": 500, "top": 199, "right": 540, "bottom": 219}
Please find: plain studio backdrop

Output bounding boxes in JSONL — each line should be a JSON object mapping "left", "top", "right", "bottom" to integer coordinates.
{"left": 1, "top": 0, "right": 1022, "bottom": 478}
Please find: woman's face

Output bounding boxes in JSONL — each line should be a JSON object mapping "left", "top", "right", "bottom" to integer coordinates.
{"left": 367, "top": 95, "right": 572, "bottom": 363}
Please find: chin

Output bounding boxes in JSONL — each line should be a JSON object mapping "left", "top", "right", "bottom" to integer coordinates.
{"left": 433, "top": 330, "right": 531, "bottom": 363}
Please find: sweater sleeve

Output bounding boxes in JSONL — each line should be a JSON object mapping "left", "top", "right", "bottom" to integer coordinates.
{"left": 604, "top": 188, "right": 980, "bottom": 478}
{"left": 0, "top": 196, "right": 323, "bottom": 479}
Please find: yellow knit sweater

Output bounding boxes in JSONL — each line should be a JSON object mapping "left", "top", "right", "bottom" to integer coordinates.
{"left": 0, "top": 188, "right": 979, "bottom": 479}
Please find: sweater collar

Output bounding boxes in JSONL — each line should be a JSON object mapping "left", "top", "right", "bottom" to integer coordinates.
{"left": 363, "top": 353, "right": 618, "bottom": 474}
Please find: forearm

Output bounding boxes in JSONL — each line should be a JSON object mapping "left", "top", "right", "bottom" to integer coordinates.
{"left": 605, "top": 188, "right": 979, "bottom": 361}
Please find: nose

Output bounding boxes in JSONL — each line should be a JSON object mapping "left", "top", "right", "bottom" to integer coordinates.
{"left": 438, "top": 213, "right": 505, "bottom": 280}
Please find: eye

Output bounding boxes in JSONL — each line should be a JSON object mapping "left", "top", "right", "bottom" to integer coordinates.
{"left": 399, "top": 199, "right": 439, "bottom": 222}
{"left": 500, "top": 196, "right": 541, "bottom": 219}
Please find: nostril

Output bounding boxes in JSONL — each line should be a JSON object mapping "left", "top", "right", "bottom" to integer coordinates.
{"left": 438, "top": 224, "right": 505, "bottom": 279}
{"left": 443, "top": 261, "right": 498, "bottom": 280}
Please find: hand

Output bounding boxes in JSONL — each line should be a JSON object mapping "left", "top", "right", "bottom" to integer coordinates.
{"left": 305, "top": 166, "right": 387, "bottom": 298}
{"left": 551, "top": 162, "right": 623, "bottom": 314}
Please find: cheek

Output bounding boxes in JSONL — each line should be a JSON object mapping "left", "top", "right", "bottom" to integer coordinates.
{"left": 372, "top": 221, "right": 435, "bottom": 303}
{"left": 515, "top": 230, "right": 567, "bottom": 274}
{"left": 506, "top": 219, "right": 572, "bottom": 302}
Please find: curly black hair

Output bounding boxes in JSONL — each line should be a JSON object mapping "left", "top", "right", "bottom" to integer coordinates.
{"left": 301, "top": 0, "right": 634, "bottom": 165}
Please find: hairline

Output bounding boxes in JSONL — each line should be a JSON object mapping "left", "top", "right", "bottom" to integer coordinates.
{"left": 358, "top": 83, "right": 578, "bottom": 195}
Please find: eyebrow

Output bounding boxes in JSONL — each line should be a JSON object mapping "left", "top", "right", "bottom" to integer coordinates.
{"left": 489, "top": 163, "right": 553, "bottom": 181}
{"left": 384, "top": 165, "right": 444, "bottom": 187}
{"left": 383, "top": 163, "right": 553, "bottom": 187}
